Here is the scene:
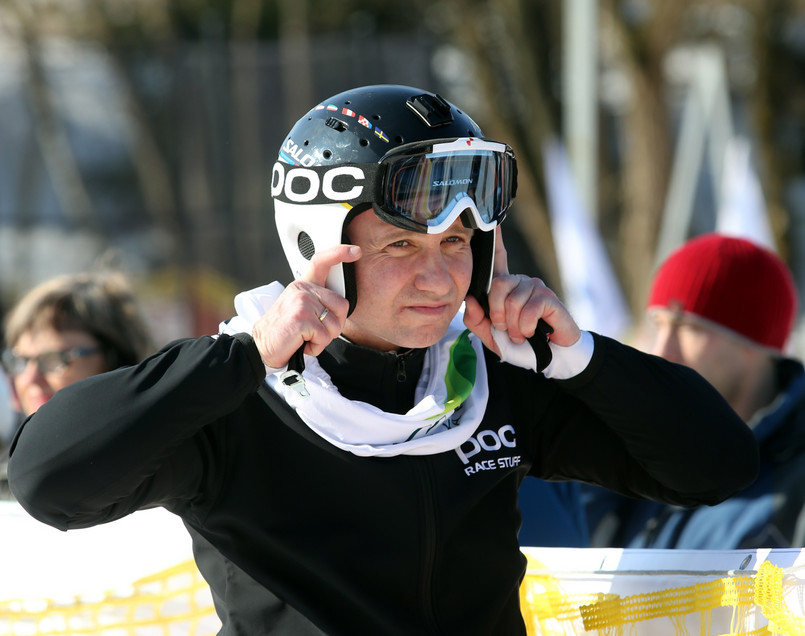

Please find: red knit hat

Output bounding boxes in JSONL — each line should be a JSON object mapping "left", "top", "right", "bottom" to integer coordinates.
{"left": 647, "top": 233, "right": 798, "bottom": 352}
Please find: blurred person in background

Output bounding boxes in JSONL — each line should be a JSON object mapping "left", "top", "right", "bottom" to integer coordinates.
{"left": 583, "top": 233, "right": 805, "bottom": 549}
{"left": 0, "top": 271, "right": 154, "bottom": 499}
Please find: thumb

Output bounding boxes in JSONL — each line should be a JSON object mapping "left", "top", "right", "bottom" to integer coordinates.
{"left": 300, "top": 244, "right": 361, "bottom": 287}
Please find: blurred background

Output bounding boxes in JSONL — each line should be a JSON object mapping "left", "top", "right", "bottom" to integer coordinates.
{"left": 1, "top": 0, "right": 804, "bottom": 349}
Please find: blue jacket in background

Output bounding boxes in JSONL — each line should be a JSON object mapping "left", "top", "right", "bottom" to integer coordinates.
{"left": 518, "top": 478, "right": 589, "bottom": 547}
{"left": 581, "top": 358, "right": 805, "bottom": 549}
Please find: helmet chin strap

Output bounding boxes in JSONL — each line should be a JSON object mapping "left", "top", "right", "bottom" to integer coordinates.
{"left": 465, "top": 229, "right": 554, "bottom": 373}
{"left": 342, "top": 260, "right": 358, "bottom": 316}
{"left": 280, "top": 346, "right": 310, "bottom": 397}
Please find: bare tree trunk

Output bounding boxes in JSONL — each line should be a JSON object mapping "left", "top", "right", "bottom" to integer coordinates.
{"left": 231, "top": 0, "right": 266, "bottom": 280}
{"left": 447, "top": 0, "right": 561, "bottom": 289}
{"left": 12, "top": 1, "right": 98, "bottom": 233}
{"left": 278, "top": 0, "right": 313, "bottom": 132}
{"left": 600, "top": 1, "right": 686, "bottom": 313}
{"left": 747, "top": 0, "right": 788, "bottom": 258}
{"left": 82, "top": 0, "right": 190, "bottom": 268}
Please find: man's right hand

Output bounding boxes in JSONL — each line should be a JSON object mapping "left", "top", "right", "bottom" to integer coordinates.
{"left": 251, "top": 245, "right": 361, "bottom": 368}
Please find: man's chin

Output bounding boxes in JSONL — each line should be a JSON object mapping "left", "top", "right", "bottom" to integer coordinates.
{"left": 343, "top": 314, "right": 457, "bottom": 351}
{"left": 395, "top": 323, "right": 455, "bottom": 350}
{"left": 347, "top": 328, "right": 448, "bottom": 352}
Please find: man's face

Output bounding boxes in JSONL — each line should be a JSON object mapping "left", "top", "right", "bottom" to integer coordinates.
{"left": 341, "top": 209, "right": 474, "bottom": 351}
{"left": 642, "top": 309, "right": 755, "bottom": 409}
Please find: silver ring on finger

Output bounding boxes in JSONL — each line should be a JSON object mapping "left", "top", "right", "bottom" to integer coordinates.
{"left": 318, "top": 307, "right": 329, "bottom": 322}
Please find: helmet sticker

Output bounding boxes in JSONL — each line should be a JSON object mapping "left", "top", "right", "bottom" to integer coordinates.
{"left": 311, "top": 103, "right": 392, "bottom": 143}
{"left": 279, "top": 138, "right": 317, "bottom": 167}
{"left": 271, "top": 162, "right": 366, "bottom": 203}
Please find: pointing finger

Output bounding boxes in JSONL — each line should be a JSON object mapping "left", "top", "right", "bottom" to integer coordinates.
{"left": 300, "top": 244, "right": 362, "bottom": 287}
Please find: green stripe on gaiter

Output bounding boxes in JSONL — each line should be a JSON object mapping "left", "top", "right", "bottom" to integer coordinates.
{"left": 442, "top": 329, "right": 476, "bottom": 413}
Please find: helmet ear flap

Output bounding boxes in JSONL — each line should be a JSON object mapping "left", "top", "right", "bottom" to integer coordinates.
{"left": 467, "top": 231, "right": 495, "bottom": 316}
{"left": 342, "top": 261, "right": 358, "bottom": 316}
{"left": 340, "top": 203, "right": 372, "bottom": 316}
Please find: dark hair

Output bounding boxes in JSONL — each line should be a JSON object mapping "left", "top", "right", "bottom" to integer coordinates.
{"left": 4, "top": 271, "right": 154, "bottom": 371}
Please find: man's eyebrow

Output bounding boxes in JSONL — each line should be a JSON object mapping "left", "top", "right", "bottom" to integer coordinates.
{"left": 376, "top": 228, "right": 416, "bottom": 242}
{"left": 371, "top": 222, "right": 474, "bottom": 243}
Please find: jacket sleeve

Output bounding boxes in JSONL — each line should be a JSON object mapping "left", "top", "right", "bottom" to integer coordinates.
{"left": 8, "top": 332, "right": 266, "bottom": 530}
{"left": 526, "top": 333, "right": 760, "bottom": 507}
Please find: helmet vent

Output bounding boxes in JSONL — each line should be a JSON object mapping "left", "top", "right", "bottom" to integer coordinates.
{"left": 298, "top": 232, "right": 316, "bottom": 260}
{"left": 325, "top": 117, "right": 348, "bottom": 132}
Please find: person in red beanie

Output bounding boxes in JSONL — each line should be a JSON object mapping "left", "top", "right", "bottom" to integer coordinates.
{"left": 583, "top": 233, "right": 805, "bottom": 549}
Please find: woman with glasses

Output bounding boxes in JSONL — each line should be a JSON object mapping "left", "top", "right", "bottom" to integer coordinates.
{"left": 0, "top": 271, "right": 153, "bottom": 497}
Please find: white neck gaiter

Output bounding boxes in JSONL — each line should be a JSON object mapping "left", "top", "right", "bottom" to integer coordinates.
{"left": 220, "top": 282, "right": 489, "bottom": 457}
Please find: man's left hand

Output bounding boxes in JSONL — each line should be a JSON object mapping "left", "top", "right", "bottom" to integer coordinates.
{"left": 464, "top": 227, "right": 581, "bottom": 356}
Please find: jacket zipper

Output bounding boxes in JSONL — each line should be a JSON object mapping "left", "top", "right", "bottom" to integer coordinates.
{"left": 396, "top": 349, "right": 414, "bottom": 382}
{"left": 416, "top": 458, "right": 442, "bottom": 633}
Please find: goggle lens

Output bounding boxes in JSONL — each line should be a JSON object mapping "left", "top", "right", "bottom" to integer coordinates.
{"left": 385, "top": 149, "right": 513, "bottom": 229}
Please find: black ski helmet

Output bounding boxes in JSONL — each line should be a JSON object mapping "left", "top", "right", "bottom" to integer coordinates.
{"left": 271, "top": 84, "right": 517, "bottom": 315}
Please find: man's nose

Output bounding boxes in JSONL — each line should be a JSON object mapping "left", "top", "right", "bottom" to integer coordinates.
{"left": 650, "top": 328, "right": 682, "bottom": 364}
{"left": 414, "top": 248, "right": 454, "bottom": 294}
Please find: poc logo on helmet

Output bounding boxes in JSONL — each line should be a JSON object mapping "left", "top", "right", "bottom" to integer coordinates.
{"left": 455, "top": 425, "right": 516, "bottom": 465}
{"left": 271, "top": 162, "right": 366, "bottom": 203}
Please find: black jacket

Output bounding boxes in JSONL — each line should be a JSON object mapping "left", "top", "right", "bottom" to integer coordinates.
{"left": 582, "top": 357, "right": 805, "bottom": 549}
{"left": 8, "top": 331, "right": 758, "bottom": 635}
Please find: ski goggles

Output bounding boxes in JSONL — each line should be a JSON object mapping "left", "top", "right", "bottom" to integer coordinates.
{"left": 271, "top": 137, "right": 517, "bottom": 233}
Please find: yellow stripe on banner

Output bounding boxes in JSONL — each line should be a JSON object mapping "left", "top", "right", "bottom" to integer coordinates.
{"left": 520, "top": 556, "right": 805, "bottom": 635}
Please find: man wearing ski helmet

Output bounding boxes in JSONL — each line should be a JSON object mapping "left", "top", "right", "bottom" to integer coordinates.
{"left": 9, "top": 85, "right": 759, "bottom": 635}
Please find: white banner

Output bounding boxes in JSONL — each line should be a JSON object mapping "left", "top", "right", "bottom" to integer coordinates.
{"left": 522, "top": 546, "right": 805, "bottom": 635}
{"left": 3, "top": 502, "right": 804, "bottom": 635}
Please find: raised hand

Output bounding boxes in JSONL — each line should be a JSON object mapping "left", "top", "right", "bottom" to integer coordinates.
{"left": 251, "top": 245, "right": 361, "bottom": 368}
{"left": 464, "top": 227, "right": 580, "bottom": 358}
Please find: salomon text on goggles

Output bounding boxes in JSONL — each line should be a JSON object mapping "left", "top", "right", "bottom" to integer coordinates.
{"left": 271, "top": 137, "right": 518, "bottom": 233}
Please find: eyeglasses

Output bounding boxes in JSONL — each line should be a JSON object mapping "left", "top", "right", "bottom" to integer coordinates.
{"left": 271, "top": 137, "right": 518, "bottom": 234}
{"left": 2, "top": 346, "right": 102, "bottom": 376}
